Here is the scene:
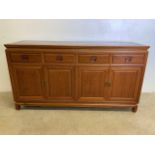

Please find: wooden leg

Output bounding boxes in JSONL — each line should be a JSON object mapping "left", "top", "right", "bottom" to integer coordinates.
{"left": 132, "top": 106, "right": 138, "bottom": 113}
{"left": 15, "top": 104, "right": 21, "bottom": 110}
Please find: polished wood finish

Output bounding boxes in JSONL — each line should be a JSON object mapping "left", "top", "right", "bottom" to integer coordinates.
{"left": 12, "top": 65, "right": 45, "bottom": 101}
{"left": 132, "top": 105, "right": 138, "bottom": 112}
{"left": 45, "top": 65, "right": 75, "bottom": 100}
{"left": 5, "top": 41, "right": 149, "bottom": 49}
{"left": 78, "top": 66, "right": 109, "bottom": 101}
{"left": 44, "top": 53, "right": 75, "bottom": 64}
{"left": 10, "top": 53, "right": 42, "bottom": 63}
{"left": 5, "top": 41, "right": 149, "bottom": 112}
{"left": 112, "top": 54, "right": 144, "bottom": 64}
{"left": 78, "top": 54, "right": 110, "bottom": 64}
{"left": 109, "top": 67, "right": 142, "bottom": 101}
{"left": 15, "top": 104, "right": 21, "bottom": 110}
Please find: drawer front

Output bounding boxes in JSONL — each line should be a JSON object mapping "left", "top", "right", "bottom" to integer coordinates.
{"left": 112, "top": 54, "right": 145, "bottom": 64}
{"left": 10, "top": 53, "right": 42, "bottom": 63}
{"left": 44, "top": 54, "right": 76, "bottom": 63}
{"left": 78, "top": 54, "right": 110, "bottom": 64}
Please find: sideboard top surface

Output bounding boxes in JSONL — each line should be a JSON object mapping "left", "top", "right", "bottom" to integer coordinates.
{"left": 5, "top": 40, "right": 150, "bottom": 50}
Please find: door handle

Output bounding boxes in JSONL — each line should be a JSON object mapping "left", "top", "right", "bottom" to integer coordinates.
{"left": 90, "top": 56, "right": 97, "bottom": 62}
{"left": 125, "top": 56, "right": 132, "bottom": 63}
{"left": 56, "top": 55, "right": 63, "bottom": 61}
{"left": 21, "top": 55, "right": 29, "bottom": 61}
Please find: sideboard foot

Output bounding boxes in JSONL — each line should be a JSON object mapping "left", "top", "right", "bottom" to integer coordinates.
{"left": 15, "top": 104, "right": 21, "bottom": 110}
{"left": 132, "top": 106, "right": 138, "bottom": 113}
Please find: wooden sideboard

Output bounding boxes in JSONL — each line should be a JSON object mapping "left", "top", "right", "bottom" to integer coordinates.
{"left": 5, "top": 41, "right": 149, "bottom": 112}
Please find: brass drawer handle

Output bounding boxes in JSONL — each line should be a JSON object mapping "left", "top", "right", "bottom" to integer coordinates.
{"left": 125, "top": 56, "right": 132, "bottom": 63}
{"left": 21, "top": 55, "right": 29, "bottom": 61}
{"left": 90, "top": 56, "right": 97, "bottom": 62}
{"left": 56, "top": 55, "right": 63, "bottom": 61}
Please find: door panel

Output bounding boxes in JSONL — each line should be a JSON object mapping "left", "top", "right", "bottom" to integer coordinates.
{"left": 45, "top": 66, "right": 75, "bottom": 100}
{"left": 109, "top": 67, "right": 142, "bottom": 101}
{"left": 78, "top": 66, "right": 109, "bottom": 101}
{"left": 12, "top": 65, "right": 44, "bottom": 100}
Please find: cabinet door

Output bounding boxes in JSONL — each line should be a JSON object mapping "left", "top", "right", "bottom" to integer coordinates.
{"left": 78, "top": 66, "right": 109, "bottom": 101}
{"left": 45, "top": 66, "right": 75, "bottom": 100}
{"left": 12, "top": 65, "right": 45, "bottom": 101}
{"left": 109, "top": 67, "right": 142, "bottom": 101}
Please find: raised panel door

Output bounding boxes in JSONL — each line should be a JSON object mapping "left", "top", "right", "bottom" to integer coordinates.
{"left": 78, "top": 66, "right": 109, "bottom": 101}
{"left": 109, "top": 67, "right": 142, "bottom": 101}
{"left": 12, "top": 65, "right": 45, "bottom": 101}
{"left": 45, "top": 66, "right": 75, "bottom": 100}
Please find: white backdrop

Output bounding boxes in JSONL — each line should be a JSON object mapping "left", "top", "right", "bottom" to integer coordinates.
{"left": 0, "top": 19, "right": 154, "bottom": 92}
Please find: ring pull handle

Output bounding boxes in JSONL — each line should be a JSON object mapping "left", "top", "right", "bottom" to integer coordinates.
{"left": 21, "top": 55, "right": 29, "bottom": 61}
{"left": 125, "top": 56, "right": 132, "bottom": 63}
{"left": 56, "top": 55, "right": 63, "bottom": 61}
{"left": 90, "top": 56, "right": 97, "bottom": 62}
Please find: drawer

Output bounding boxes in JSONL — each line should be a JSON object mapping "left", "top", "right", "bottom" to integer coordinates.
{"left": 44, "top": 54, "right": 76, "bottom": 63}
{"left": 10, "top": 53, "right": 42, "bottom": 63}
{"left": 78, "top": 54, "right": 110, "bottom": 64}
{"left": 112, "top": 54, "right": 145, "bottom": 64}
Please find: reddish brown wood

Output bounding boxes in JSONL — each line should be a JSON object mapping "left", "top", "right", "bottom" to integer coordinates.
{"left": 78, "top": 66, "right": 109, "bottom": 101}
{"left": 45, "top": 65, "right": 75, "bottom": 100}
{"left": 44, "top": 53, "right": 76, "bottom": 64}
{"left": 132, "top": 106, "right": 138, "bottom": 112}
{"left": 78, "top": 54, "right": 110, "bottom": 64}
{"left": 109, "top": 67, "right": 142, "bottom": 101}
{"left": 10, "top": 53, "right": 42, "bottom": 63}
{"left": 15, "top": 104, "right": 21, "bottom": 110}
{"left": 4, "top": 41, "right": 150, "bottom": 50}
{"left": 5, "top": 41, "right": 149, "bottom": 111}
{"left": 22, "top": 102, "right": 136, "bottom": 108}
{"left": 11, "top": 65, "right": 45, "bottom": 101}
{"left": 112, "top": 54, "right": 145, "bottom": 64}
